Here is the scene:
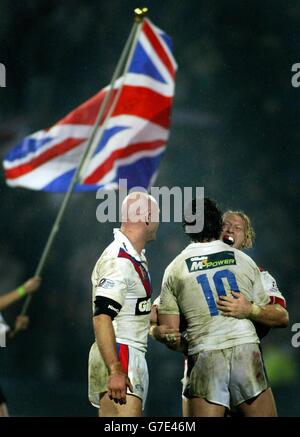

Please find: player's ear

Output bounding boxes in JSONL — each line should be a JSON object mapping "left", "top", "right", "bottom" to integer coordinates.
{"left": 145, "top": 212, "right": 151, "bottom": 225}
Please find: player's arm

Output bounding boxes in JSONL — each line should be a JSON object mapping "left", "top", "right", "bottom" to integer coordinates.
{"left": 92, "top": 260, "right": 133, "bottom": 405}
{"left": 93, "top": 296, "right": 133, "bottom": 405}
{"left": 7, "top": 315, "right": 30, "bottom": 341}
{"left": 216, "top": 291, "right": 289, "bottom": 327}
{"left": 149, "top": 298, "right": 181, "bottom": 344}
{"left": 157, "top": 273, "right": 186, "bottom": 353}
{"left": 157, "top": 313, "right": 187, "bottom": 353}
{"left": 153, "top": 269, "right": 184, "bottom": 349}
{"left": 0, "top": 277, "right": 41, "bottom": 311}
{"left": 250, "top": 302, "right": 288, "bottom": 327}
{"left": 93, "top": 308, "right": 133, "bottom": 405}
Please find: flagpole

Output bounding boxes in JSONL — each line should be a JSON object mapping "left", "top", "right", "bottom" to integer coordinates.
{"left": 20, "top": 7, "right": 149, "bottom": 316}
{"left": 79, "top": 10, "right": 147, "bottom": 179}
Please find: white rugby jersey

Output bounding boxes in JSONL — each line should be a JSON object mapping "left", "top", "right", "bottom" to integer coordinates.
{"left": 0, "top": 312, "right": 9, "bottom": 345}
{"left": 260, "top": 269, "right": 286, "bottom": 308}
{"left": 92, "top": 229, "right": 152, "bottom": 353}
{"left": 158, "top": 240, "right": 270, "bottom": 355}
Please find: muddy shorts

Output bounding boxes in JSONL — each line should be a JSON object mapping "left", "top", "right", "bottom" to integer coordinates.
{"left": 184, "top": 343, "right": 268, "bottom": 408}
{"left": 88, "top": 341, "right": 148, "bottom": 410}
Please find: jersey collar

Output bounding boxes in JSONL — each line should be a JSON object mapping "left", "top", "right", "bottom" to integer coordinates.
{"left": 184, "top": 239, "right": 227, "bottom": 251}
{"left": 113, "top": 228, "right": 146, "bottom": 262}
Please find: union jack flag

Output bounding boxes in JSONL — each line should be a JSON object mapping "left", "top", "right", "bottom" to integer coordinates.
{"left": 3, "top": 18, "right": 177, "bottom": 192}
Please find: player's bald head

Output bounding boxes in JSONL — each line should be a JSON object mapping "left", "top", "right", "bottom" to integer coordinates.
{"left": 121, "top": 191, "right": 159, "bottom": 224}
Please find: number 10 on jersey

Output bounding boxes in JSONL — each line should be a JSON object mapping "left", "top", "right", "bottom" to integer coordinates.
{"left": 196, "top": 269, "right": 240, "bottom": 316}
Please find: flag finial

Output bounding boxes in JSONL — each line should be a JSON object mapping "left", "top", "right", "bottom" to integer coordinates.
{"left": 134, "top": 7, "right": 149, "bottom": 22}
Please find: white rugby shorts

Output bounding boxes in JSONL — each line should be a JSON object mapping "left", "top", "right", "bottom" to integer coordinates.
{"left": 184, "top": 343, "right": 268, "bottom": 408}
{"left": 88, "top": 341, "right": 149, "bottom": 410}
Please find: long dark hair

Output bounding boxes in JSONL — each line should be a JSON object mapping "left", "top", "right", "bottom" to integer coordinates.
{"left": 184, "top": 197, "right": 223, "bottom": 242}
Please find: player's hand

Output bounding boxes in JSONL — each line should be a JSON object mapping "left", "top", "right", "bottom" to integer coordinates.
{"left": 23, "top": 277, "right": 41, "bottom": 294}
{"left": 14, "top": 315, "right": 29, "bottom": 332}
{"left": 152, "top": 324, "right": 181, "bottom": 344}
{"left": 108, "top": 363, "right": 133, "bottom": 405}
{"left": 216, "top": 291, "right": 252, "bottom": 319}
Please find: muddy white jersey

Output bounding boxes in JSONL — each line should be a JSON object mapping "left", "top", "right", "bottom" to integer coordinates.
{"left": 158, "top": 240, "right": 270, "bottom": 355}
{"left": 92, "top": 229, "right": 151, "bottom": 353}
{"left": 260, "top": 269, "right": 286, "bottom": 308}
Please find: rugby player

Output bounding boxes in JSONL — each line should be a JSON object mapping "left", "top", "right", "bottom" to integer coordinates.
{"left": 0, "top": 276, "right": 41, "bottom": 417}
{"left": 151, "top": 208, "right": 288, "bottom": 416}
{"left": 88, "top": 192, "right": 159, "bottom": 417}
{"left": 157, "top": 198, "right": 279, "bottom": 416}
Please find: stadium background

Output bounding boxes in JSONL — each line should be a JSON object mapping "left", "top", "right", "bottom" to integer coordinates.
{"left": 0, "top": 0, "right": 299, "bottom": 416}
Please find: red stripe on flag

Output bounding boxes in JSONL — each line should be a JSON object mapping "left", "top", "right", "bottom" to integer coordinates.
{"left": 5, "top": 138, "right": 84, "bottom": 180}
{"left": 57, "top": 89, "right": 112, "bottom": 126}
{"left": 113, "top": 86, "right": 172, "bottom": 128}
{"left": 57, "top": 86, "right": 172, "bottom": 129}
{"left": 118, "top": 344, "right": 129, "bottom": 374}
{"left": 83, "top": 139, "right": 165, "bottom": 184}
{"left": 143, "top": 20, "right": 175, "bottom": 79}
{"left": 57, "top": 83, "right": 172, "bottom": 130}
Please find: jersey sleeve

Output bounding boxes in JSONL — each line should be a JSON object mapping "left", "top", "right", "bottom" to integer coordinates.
{"left": 0, "top": 313, "right": 10, "bottom": 338}
{"left": 158, "top": 266, "right": 180, "bottom": 315}
{"left": 93, "top": 257, "right": 132, "bottom": 308}
{"left": 251, "top": 264, "right": 270, "bottom": 306}
{"left": 152, "top": 296, "right": 160, "bottom": 307}
{"left": 260, "top": 270, "right": 287, "bottom": 308}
